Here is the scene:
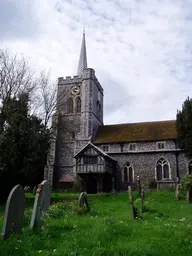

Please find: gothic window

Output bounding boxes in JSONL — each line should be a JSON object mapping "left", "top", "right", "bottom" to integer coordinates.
{"left": 67, "top": 98, "right": 73, "bottom": 113}
{"left": 123, "top": 162, "right": 134, "bottom": 183}
{"left": 76, "top": 97, "right": 81, "bottom": 113}
{"left": 188, "top": 160, "right": 192, "bottom": 174}
{"left": 156, "top": 158, "right": 170, "bottom": 180}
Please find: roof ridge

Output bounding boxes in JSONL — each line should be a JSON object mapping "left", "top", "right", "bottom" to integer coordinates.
{"left": 101, "top": 119, "right": 176, "bottom": 127}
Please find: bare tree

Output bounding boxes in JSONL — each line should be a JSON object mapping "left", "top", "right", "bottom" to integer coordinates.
{"left": 31, "top": 71, "right": 58, "bottom": 130}
{"left": 0, "top": 49, "right": 37, "bottom": 103}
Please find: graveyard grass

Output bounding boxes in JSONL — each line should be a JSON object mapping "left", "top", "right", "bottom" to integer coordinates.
{"left": 1, "top": 191, "right": 192, "bottom": 256}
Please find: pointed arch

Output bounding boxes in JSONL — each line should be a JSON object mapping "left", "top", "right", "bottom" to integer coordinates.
{"left": 76, "top": 97, "right": 81, "bottom": 113}
{"left": 188, "top": 160, "right": 192, "bottom": 174}
{"left": 123, "top": 162, "right": 134, "bottom": 183}
{"left": 156, "top": 157, "right": 170, "bottom": 180}
{"left": 67, "top": 98, "right": 73, "bottom": 113}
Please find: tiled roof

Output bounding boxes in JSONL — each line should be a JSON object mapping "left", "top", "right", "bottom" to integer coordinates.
{"left": 93, "top": 120, "right": 177, "bottom": 144}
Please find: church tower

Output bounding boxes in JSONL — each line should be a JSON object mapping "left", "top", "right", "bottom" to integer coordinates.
{"left": 53, "top": 31, "right": 104, "bottom": 185}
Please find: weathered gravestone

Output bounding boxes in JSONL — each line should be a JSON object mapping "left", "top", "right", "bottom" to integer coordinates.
{"left": 30, "top": 180, "right": 52, "bottom": 229}
{"left": 33, "top": 186, "right": 37, "bottom": 195}
{"left": 175, "top": 184, "right": 181, "bottom": 200}
{"left": 137, "top": 176, "right": 141, "bottom": 197}
{"left": 128, "top": 186, "right": 135, "bottom": 219}
{"left": 140, "top": 186, "right": 145, "bottom": 214}
{"left": 1, "top": 185, "right": 25, "bottom": 240}
{"left": 78, "top": 192, "right": 90, "bottom": 211}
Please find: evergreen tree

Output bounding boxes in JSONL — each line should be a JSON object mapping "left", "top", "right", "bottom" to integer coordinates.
{"left": 0, "top": 94, "right": 50, "bottom": 203}
{"left": 176, "top": 97, "right": 192, "bottom": 157}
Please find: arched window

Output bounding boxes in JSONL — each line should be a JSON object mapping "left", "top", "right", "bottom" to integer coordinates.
{"left": 123, "top": 162, "right": 134, "bottom": 183}
{"left": 67, "top": 98, "right": 73, "bottom": 113}
{"left": 156, "top": 158, "right": 170, "bottom": 180}
{"left": 76, "top": 97, "right": 81, "bottom": 113}
{"left": 188, "top": 160, "right": 192, "bottom": 174}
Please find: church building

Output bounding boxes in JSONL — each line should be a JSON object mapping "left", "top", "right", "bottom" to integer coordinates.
{"left": 44, "top": 32, "right": 192, "bottom": 193}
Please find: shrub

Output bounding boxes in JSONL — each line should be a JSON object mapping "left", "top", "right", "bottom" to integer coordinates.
{"left": 181, "top": 174, "right": 192, "bottom": 191}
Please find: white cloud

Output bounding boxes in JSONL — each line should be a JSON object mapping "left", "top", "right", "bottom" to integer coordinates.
{"left": 0, "top": 0, "right": 192, "bottom": 124}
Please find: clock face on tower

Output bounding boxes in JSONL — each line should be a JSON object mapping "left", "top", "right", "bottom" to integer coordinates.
{"left": 71, "top": 86, "right": 80, "bottom": 95}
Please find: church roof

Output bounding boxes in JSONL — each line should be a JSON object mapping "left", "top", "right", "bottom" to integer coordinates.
{"left": 77, "top": 30, "right": 87, "bottom": 75}
{"left": 93, "top": 120, "right": 177, "bottom": 144}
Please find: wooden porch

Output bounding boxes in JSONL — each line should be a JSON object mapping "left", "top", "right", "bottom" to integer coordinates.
{"left": 74, "top": 143, "right": 116, "bottom": 193}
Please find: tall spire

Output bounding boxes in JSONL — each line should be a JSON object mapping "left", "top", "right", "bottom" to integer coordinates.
{"left": 77, "top": 29, "right": 87, "bottom": 75}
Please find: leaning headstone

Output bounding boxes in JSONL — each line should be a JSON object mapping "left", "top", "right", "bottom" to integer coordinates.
{"left": 78, "top": 192, "right": 90, "bottom": 211}
{"left": 1, "top": 185, "right": 25, "bottom": 240}
{"left": 30, "top": 180, "right": 52, "bottom": 229}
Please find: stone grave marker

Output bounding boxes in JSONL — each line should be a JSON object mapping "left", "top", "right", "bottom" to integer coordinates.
{"left": 175, "top": 183, "right": 181, "bottom": 200}
{"left": 1, "top": 185, "right": 25, "bottom": 240}
{"left": 137, "top": 176, "right": 141, "bottom": 197}
{"left": 140, "top": 187, "right": 145, "bottom": 214}
{"left": 78, "top": 192, "right": 90, "bottom": 211}
{"left": 30, "top": 180, "right": 52, "bottom": 229}
{"left": 128, "top": 186, "right": 135, "bottom": 219}
{"left": 33, "top": 186, "right": 37, "bottom": 195}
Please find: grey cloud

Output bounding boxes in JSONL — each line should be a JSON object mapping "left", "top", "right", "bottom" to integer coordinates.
{"left": 98, "top": 72, "right": 135, "bottom": 117}
{"left": 0, "top": 0, "right": 41, "bottom": 41}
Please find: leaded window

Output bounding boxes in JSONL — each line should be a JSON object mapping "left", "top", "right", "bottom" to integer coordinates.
{"left": 156, "top": 158, "right": 170, "bottom": 180}
{"left": 124, "top": 162, "right": 134, "bottom": 183}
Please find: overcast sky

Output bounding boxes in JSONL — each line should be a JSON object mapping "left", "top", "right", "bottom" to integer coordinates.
{"left": 0, "top": 0, "right": 191, "bottom": 125}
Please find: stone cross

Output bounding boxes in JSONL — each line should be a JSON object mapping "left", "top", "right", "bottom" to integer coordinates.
{"left": 78, "top": 192, "right": 90, "bottom": 211}
{"left": 1, "top": 185, "right": 25, "bottom": 240}
{"left": 30, "top": 180, "right": 52, "bottom": 229}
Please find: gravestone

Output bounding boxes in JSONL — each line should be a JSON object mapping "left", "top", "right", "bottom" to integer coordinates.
{"left": 111, "top": 177, "right": 117, "bottom": 194}
{"left": 1, "top": 185, "right": 25, "bottom": 240}
{"left": 140, "top": 187, "right": 145, "bottom": 213}
{"left": 78, "top": 192, "right": 90, "bottom": 211}
{"left": 33, "top": 186, "right": 37, "bottom": 195}
{"left": 137, "top": 176, "right": 141, "bottom": 197}
{"left": 128, "top": 186, "right": 135, "bottom": 219}
{"left": 24, "top": 186, "right": 31, "bottom": 192}
{"left": 175, "top": 184, "right": 181, "bottom": 200}
{"left": 30, "top": 180, "right": 52, "bottom": 229}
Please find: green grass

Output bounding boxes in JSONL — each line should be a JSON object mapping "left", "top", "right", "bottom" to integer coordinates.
{"left": 1, "top": 191, "right": 192, "bottom": 255}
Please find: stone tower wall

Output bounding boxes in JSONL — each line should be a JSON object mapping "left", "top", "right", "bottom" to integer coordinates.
{"left": 54, "top": 68, "right": 104, "bottom": 183}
